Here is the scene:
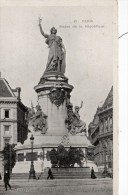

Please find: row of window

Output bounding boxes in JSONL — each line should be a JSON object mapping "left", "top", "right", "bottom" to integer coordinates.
{"left": 2, "top": 109, "right": 25, "bottom": 123}
{"left": 100, "top": 151, "right": 113, "bottom": 164}
{"left": 17, "top": 151, "right": 52, "bottom": 162}
{"left": 17, "top": 152, "right": 44, "bottom": 162}
{"left": 100, "top": 117, "right": 113, "bottom": 132}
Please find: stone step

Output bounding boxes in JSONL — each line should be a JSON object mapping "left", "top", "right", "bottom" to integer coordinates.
{"left": 11, "top": 172, "right": 103, "bottom": 179}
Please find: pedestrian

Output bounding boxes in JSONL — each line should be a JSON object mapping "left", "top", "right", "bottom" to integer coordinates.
{"left": 91, "top": 167, "right": 96, "bottom": 179}
{"left": 47, "top": 168, "right": 54, "bottom": 180}
{"left": 4, "top": 170, "right": 11, "bottom": 191}
{"left": 0, "top": 173, "right": 2, "bottom": 180}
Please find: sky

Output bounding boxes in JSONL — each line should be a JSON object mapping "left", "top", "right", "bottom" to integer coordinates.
{"left": 0, "top": 5, "right": 114, "bottom": 127}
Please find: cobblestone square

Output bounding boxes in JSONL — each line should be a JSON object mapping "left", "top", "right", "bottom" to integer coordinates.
{"left": 0, "top": 178, "right": 112, "bottom": 195}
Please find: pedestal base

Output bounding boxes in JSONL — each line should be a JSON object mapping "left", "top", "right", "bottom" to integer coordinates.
{"left": 49, "top": 167, "right": 90, "bottom": 173}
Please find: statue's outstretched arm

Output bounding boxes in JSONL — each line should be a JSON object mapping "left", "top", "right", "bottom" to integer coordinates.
{"left": 39, "top": 23, "right": 49, "bottom": 38}
{"left": 79, "top": 101, "right": 83, "bottom": 109}
{"left": 38, "top": 18, "right": 48, "bottom": 38}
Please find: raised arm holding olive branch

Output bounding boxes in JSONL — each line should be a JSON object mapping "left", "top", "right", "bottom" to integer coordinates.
{"left": 79, "top": 101, "right": 83, "bottom": 110}
{"left": 38, "top": 18, "right": 48, "bottom": 38}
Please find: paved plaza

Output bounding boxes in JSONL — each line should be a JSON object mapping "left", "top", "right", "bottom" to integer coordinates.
{"left": 0, "top": 178, "right": 112, "bottom": 195}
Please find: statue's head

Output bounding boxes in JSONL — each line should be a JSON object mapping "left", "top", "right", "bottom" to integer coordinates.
{"left": 75, "top": 106, "right": 80, "bottom": 111}
{"left": 36, "top": 105, "right": 41, "bottom": 110}
{"left": 50, "top": 27, "right": 57, "bottom": 34}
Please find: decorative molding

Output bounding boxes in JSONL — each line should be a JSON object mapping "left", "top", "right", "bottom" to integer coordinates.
{"left": 60, "top": 134, "right": 70, "bottom": 145}
{"left": 0, "top": 119, "right": 17, "bottom": 122}
{"left": 0, "top": 101, "right": 17, "bottom": 104}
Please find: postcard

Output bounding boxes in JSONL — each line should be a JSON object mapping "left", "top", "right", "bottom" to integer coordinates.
{"left": 0, "top": 1, "right": 118, "bottom": 195}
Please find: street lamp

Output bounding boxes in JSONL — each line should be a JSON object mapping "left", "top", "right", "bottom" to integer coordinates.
{"left": 29, "top": 134, "right": 36, "bottom": 179}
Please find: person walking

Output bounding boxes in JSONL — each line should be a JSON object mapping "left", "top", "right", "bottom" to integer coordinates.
{"left": 91, "top": 167, "right": 97, "bottom": 179}
{"left": 0, "top": 173, "right": 2, "bottom": 180}
{"left": 47, "top": 168, "right": 54, "bottom": 179}
{"left": 4, "top": 170, "right": 11, "bottom": 191}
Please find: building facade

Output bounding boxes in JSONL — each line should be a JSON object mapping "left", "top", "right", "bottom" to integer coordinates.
{"left": 88, "top": 87, "right": 113, "bottom": 172}
{"left": 88, "top": 108, "right": 100, "bottom": 166}
{"left": 0, "top": 76, "right": 28, "bottom": 173}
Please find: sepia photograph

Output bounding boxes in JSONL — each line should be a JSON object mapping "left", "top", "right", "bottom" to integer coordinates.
{"left": 0, "top": 1, "right": 118, "bottom": 195}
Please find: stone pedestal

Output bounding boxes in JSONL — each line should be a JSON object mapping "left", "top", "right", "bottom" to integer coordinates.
{"left": 12, "top": 71, "right": 97, "bottom": 175}
{"left": 34, "top": 71, "right": 73, "bottom": 136}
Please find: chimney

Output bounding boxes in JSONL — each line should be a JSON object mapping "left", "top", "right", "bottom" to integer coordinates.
{"left": 12, "top": 87, "right": 21, "bottom": 101}
{"left": 16, "top": 87, "right": 21, "bottom": 101}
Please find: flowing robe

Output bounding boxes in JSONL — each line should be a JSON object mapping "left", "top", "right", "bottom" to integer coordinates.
{"left": 73, "top": 112, "right": 86, "bottom": 129}
{"left": 45, "top": 34, "right": 66, "bottom": 73}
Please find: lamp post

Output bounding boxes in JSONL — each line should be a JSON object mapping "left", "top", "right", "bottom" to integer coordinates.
{"left": 29, "top": 134, "right": 36, "bottom": 179}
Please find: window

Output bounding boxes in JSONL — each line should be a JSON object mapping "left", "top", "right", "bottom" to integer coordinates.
{"left": 110, "top": 117, "right": 113, "bottom": 129}
{"left": 101, "top": 153, "right": 104, "bottom": 163}
{"left": 26, "top": 152, "right": 38, "bottom": 161}
{"left": 105, "top": 119, "right": 108, "bottom": 131}
{"left": 4, "top": 125, "right": 10, "bottom": 135}
{"left": 4, "top": 138, "right": 10, "bottom": 146}
{"left": 18, "top": 153, "right": 24, "bottom": 162}
{"left": 100, "top": 120, "right": 104, "bottom": 133}
{"left": 40, "top": 152, "right": 43, "bottom": 160}
{"left": 5, "top": 110, "right": 9, "bottom": 118}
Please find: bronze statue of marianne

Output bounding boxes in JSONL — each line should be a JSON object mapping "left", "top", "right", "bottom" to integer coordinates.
{"left": 38, "top": 18, "right": 66, "bottom": 74}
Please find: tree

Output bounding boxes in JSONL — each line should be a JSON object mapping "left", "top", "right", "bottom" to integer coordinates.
{"left": 2, "top": 144, "right": 16, "bottom": 172}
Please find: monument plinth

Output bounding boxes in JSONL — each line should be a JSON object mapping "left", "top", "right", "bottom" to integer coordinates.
{"left": 12, "top": 21, "right": 97, "bottom": 176}
{"left": 34, "top": 71, "right": 73, "bottom": 136}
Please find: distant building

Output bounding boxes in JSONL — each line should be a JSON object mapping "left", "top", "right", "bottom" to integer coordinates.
{"left": 0, "top": 75, "right": 28, "bottom": 173}
{"left": 88, "top": 107, "right": 100, "bottom": 166}
{"left": 88, "top": 87, "right": 113, "bottom": 172}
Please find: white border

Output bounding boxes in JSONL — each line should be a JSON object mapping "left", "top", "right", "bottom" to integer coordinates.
{"left": 119, "top": 1, "right": 128, "bottom": 195}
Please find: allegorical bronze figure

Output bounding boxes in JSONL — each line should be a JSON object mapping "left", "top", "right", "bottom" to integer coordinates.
{"left": 38, "top": 18, "right": 66, "bottom": 74}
